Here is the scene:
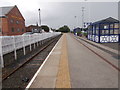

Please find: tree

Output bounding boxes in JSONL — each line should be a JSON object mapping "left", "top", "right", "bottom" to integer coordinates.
{"left": 57, "top": 25, "right": 70, "bottom": 33}
{"left": 41, "top": 25, "right": 49, "bottom": 32}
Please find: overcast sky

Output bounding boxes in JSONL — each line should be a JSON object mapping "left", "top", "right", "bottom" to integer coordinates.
{"left": 0, "top": 0, "right": 119, "bottom": 30}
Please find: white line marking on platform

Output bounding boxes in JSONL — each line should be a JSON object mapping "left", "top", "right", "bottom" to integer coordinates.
{"left": 25, "top": 37, "right": 62, "bottom": 89}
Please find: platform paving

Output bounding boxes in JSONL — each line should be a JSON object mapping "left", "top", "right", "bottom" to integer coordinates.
{"left": 67, "top": 34, "right": 118, "bottom": 88}
{"left": 29, "top": 34, "right": 71, "bottom": 88}
{"left": 27, "top": 33, "right": 118, "bottom": 89}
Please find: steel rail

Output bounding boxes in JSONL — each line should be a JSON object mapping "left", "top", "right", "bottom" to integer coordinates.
{"left": 2, "top": 35, "right": 61, "bottom": 81}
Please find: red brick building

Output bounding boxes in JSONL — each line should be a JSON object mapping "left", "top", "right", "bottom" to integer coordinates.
{"left": 26, "top": 25, "right": 41, "bottom": 33}
{"left": 0, "top": 5, "right": 26, "bottom": 36}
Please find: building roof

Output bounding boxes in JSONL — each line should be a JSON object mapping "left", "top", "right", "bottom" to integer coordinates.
{"left": 0, "top": 6, "right": 14, "bottom": 17}
{"left": 92, "top": 17, "right": 119, "bottom": 25}
{"left": 27, "top": 25, "right": 41, "bottom": 28}
{"left": 73, "top": 27, "right": 81, "bottom": 30}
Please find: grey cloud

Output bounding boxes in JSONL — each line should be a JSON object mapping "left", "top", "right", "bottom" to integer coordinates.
{"left": 0, "top": 1, "right": 118, "bottom": 30}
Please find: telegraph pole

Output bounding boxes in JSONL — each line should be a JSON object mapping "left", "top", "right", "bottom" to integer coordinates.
{"left": 38, "top": 8, "right": 41, "bottom": 26}
{"left": 38, "top": 8, "right": 41, "bottom": 33}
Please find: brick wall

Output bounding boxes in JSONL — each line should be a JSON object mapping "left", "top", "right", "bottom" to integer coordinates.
{"left": 1, "top": 6, "right": 26, "bottom": 36}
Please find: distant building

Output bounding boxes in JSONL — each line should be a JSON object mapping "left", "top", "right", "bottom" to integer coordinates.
{"left": 73, "top": 27, "right": 82, "bottom": 36}
{"left": 26, "top": 25, "right": 41, "bottom": 33}
{"left": 0, "top": 5, "right": 26, "bottom": 36}
{"left": 87, "top": 17, "right": 119, "bottom": 43}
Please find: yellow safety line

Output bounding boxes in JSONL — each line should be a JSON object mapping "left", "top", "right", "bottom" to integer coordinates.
{"left": 55, "top": 34, "right": 71, "bottom": 88}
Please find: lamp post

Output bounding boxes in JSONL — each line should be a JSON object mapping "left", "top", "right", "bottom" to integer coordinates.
{"left": 74, "top": 16, "right": 77, "bottom": 29}
{"left": 38, "top": 8, "right": 41, "bottom": 33}
{"left": 82, "top": 7, "right": 85, "bottom": 31}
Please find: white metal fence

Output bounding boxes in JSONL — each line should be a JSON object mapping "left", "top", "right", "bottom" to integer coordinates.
{"left": 0, "top": 32, "right": 61, "bottom": 67}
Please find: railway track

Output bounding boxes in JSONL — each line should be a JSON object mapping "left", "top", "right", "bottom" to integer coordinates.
{"left": 2, "top": 35, "right": 62, "bottom": 88}
{"left": 71, "top": 34, "right": 120, "bottom": 72}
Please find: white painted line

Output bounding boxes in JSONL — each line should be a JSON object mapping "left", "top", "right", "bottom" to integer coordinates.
{"left": 25, "top": 36, "right": 62, "bottom": 89}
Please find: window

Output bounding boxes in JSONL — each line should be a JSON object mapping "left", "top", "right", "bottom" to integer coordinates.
{"left": 104, "top": 29, "right": 109, "bottom": 34}
{"left": 93, "top": 29, "right": 95, "bottom": 34}
{"left": 16, "top": 21, "right": 19, "bottom": 24}
{"left": 11, "top": 27, "right": 14, "bottom": 32}
{"left": 110, "top": 24, "right": 114, "bottom": 34}
{"left": 32, "top": 28, "right": 34, "bottom": 32}
{"left": 88, "top": 25, "right": 92, "bottom": 30}
{"left": 0, "top": 28, "right": 1, "bottom": 32}
{"left": 17, "top": 28, "right": 20, "bottom": 32}
{"left": 110, "top": 30, "right": 114, "bottom": 34}
{"left": 110, "top": 24, "right": 114, "bottom": 28}
{"left": 114, "top": 29, "right": 119, "bottom": 34}
{"left": 10, "top": 19, "right": 14, "bottom": 23}
{"left": 90, "top": 29, "right": 92, "bottom": 35}
{"left": 22, "top": 29, "right": 24, "bottom": 32}
{"left": 101, "top": 30, "right": 104, "bottom": 35}
{"left": 96, "top": 29, "right": 99, "bottom": 35}
{"left": 93, "top": 26, "right": 95, "bottom": 31}
{"left": 104, "top": 25, "right": 109, "bottom": 29}
{"left": 114, "top": 23, "right": 119, "bottom": 28}
{"left": 96, "top": 26, "right": 99, "bottom": 30}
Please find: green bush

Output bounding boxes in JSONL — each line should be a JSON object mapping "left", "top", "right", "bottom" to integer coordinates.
{"left": 57, "top": 25, "right": 70, "bottom": 33}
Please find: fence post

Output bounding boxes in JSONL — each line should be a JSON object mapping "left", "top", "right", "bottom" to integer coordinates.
{"left": 42, "top": 33, "right": 44, "bottom": 44}
{"left": 13, "top": 36, "right": 17, "bottom": 60}
{"left": 0, "top": 53, "right": 4, "bottom": 68}
{"left": 0, "top": 37, "right": 4, "bottom": 67}
{"left": 37, "top": 35, "right": 39, "bottom": 47}
{"left": 29, "top": 35, "right": 32, "bottom": 51}
{"left": 34, "top": 35, "right": 36, "bottom": 49}
{"left": 22, "top": 35, "right": 26, "bottom": 55}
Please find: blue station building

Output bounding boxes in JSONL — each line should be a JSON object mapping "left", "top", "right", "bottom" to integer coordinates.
{"left": 87, "top": 17, "right": 119, "bottom": 43}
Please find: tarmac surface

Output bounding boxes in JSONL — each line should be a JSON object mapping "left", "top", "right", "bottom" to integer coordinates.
{"left": 27, "top": 33, "right": 118, "bottom": 89}
{"left": 67, "top": 34, "right": 118, "bottom": 88}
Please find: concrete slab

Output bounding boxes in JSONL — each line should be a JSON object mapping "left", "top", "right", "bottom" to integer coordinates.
{"left": 27, "top": 33, "right": 118, "bottom": 89}
{"left": 30, "top": 76, "right": 56, "bottom": 88}
{"left": 28, "top": 35, "right": 63, "bottom": 88}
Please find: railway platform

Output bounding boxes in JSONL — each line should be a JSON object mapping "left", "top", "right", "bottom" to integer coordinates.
{"left": 26, "top": 33, "right": 119, "bottom": 89}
